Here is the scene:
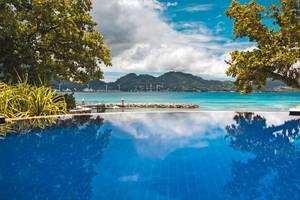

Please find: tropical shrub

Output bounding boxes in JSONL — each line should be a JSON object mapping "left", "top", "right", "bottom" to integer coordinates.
{"left": 27, "top": 86, "right": 66, "bottom": 116}
{"left": 64, "top": 93, "right": 77, "bottom": 110}
{"left": 0, "top": 81, "right": 67, "bottom": 118}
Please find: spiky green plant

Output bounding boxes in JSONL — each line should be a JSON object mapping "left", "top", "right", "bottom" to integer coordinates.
{"left": 27, "top": 86, "right": 66, "bottom": 116}
{"left": 0, "top": 80, "right": 66, "bottom": 138}
{"left": 0, "top": 81, "right": 67, "bottom": 118}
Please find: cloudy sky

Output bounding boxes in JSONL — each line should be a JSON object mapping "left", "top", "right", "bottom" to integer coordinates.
{"left": 91, "top": 0, "right": 272, "bottom": 81}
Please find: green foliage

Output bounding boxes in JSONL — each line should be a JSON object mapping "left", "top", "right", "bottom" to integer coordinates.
{"left": 226, "top": 0, "right": 300, "bottom": 93}
{"left": 0, "top": 81, "right": 67, "bottom": 119}
{"left": 0, "top": 118, "right": 56, "bottom": 139}
{"left": 0, "top": 0, "right": 112, "bottom": 84}
{"left": 28, "top": 86, "right": 66, "bottom": 116}
{"left": 64, "top": 93, "right": 76, "bottom": 110}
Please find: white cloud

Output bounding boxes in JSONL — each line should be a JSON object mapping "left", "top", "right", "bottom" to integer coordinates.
{"left": 215, "top": 21, "right": 226, "bottom": 33}
{"left": 116, "top": 0, "right": 163, "bottom": 10}
{"left": 174, "top": 21, "right": 213, "bottom": 35}
{"left": 215, "top": 14, "right": 223, "bottom": 18}
{"left": 179, "top": 4, "right": 214, "bottom": 12}
{"left": 165, "top": 2, "right": 178, "bottom": 7}
{"left": 92, "top": 0, "right": 252, "bottom": 78}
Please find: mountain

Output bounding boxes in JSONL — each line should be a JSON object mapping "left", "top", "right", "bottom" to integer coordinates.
{"left": 155, "top": 71, "right": 234, "bottom": 91}
{"left": 105, "top": 71, "right": 235, "bottom": 92}
{"left": 115, "top": 73, "right": 157, "bottom": 91}
{"left": 52, "top": 71, "right": 297, "bottom": 92}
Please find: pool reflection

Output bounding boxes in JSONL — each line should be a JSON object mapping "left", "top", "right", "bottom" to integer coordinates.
{"left": 0, "top": 116, "right": 112, "bottom": 200}
{"left": 225, "top": 113, "right": 300, "bottom": 200}
{"left": 0, "top": 112, "right": 299, "bottom": 200}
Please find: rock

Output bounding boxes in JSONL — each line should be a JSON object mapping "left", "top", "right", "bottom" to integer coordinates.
{"left": 82, "top": 103, "right": 200, "bottom": 110}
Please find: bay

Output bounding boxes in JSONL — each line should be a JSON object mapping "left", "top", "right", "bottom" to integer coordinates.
{"left": 74, "top": 92, "right": 300, "bottom": 111}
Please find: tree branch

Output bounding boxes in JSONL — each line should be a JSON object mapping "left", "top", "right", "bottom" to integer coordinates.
{"left": 268, "top": 72, "right": 300, "bottom": 89}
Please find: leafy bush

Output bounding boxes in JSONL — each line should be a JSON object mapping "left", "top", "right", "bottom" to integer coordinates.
{"left": 64, "top": 93, "right": 76, "bottom": 110}
{"left": 0, "top": 81, "right": 67, "bottom": 118}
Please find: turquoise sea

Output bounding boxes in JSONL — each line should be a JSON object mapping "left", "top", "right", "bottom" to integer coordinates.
{"left": 73, "top": 92, "right": 300, "bottom": 112}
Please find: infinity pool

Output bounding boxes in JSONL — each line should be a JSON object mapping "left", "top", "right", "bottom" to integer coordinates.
{"left": 0, "top": 112, "right": 300, "bottom": 200}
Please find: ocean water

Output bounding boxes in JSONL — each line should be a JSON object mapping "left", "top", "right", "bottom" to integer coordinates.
{"left": 74, "top": 92, "right": 300, "bottom": 111}
{"left": 0, "top": 112, "right": 299, "bottom": 200}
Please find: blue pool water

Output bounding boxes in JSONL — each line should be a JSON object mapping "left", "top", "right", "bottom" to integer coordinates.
{"left": 0, "top": 112, "right": 300, "bottom": 200}
{"left": 74, "top": 92, "right": 300, "bottom": 111}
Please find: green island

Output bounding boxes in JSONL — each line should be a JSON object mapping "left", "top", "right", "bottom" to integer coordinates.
{"left": 52, "top": 71, "right": 299, "bottom": 92}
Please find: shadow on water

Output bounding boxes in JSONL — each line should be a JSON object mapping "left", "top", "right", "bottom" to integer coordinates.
{"left": 0, "top": 116, "right": 112, "bottom": 200}
{"left": 225, "top": 113, "right": 300, "bottom": 200}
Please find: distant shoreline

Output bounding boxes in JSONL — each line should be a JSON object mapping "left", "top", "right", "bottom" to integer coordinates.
{"left": 72, "top": 92, "right": 300, "bottom": 112}
{"left": 64, "top": 91, "right": 300, "bottom": 94}
{"left": 52, "top": 71, "right": 299, "bottom": 93}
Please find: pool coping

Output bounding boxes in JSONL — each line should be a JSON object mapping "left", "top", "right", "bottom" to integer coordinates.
{"left": 5, "top": 110, "right": 299, "bottom": 122}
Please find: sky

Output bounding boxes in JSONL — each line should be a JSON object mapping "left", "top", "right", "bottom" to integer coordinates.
{"left": 91, "top": 0, "right": 273, "bottom": 82}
